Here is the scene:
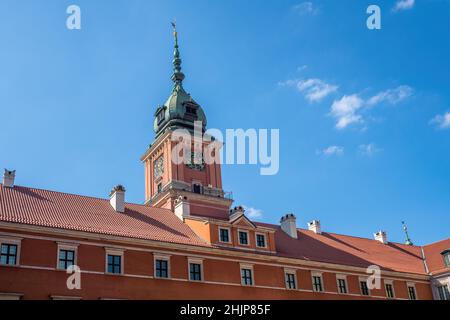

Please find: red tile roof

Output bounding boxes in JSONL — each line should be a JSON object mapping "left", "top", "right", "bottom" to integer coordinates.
{"left": 255, "top": 222, "right": 428, "bottom": 275}
{"left": 423, "top": 239, "right": 450, "bottom": 275}
{"left": 0, "top": 184, "right": 208, "bottom": 247}
{"left": 1, "top": 184, "right": 448, "bottom": 276}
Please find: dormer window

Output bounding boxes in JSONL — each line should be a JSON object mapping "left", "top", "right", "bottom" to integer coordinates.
{"left": 156, "top": 109, "right": 165, "bottom": 124}
{"left": 442, "top": 250, "right": 450, "bottom": 267}
{"left": 186, "top": 106, "right": 197, "bottom": 116}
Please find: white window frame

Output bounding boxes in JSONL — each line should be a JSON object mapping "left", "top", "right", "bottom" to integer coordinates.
{"left": 336, "top": 274, "right": 348, "bottom": 294}
{"left": 218, "top": 227, "right": 231, "bottom": 244}
{"left": 255, "top": 232, "right": 268, "bottom": 248}
{"left": 311, "top": 271, "right": 324, "bottom": 292}
{"left": 384, "top": 279, "right": 396, "bottom": 299}
{"left": 284, "top": 268, "right": 298, "bottom": 290}
{"left": 407, "top": 282, "right": 418, "bottom": 300}
{"left": 0, "top": 293, "right": 23, "bottom": 300}
{"left": 154, "top": 254, "right": 171, "bottom": 279}
{"left": 188, "top": 257, "right": 204, "bottom": 282}
{"left": 237, "top": 229, "right": 250, "bottom": 246}
{"left": 105, "top": 248, "right": 124, "bottom": 275}
{"left": 240, "top": 264, "right": 255, "bottom": 286}
{"left": 56, "top": 242, "right": 79, "bottom": 270}
{"left": 359, "top": 276, "right": 371, "bottom": 296}
{"left": 0, "top": 237, "right": 22, "bottom": 267}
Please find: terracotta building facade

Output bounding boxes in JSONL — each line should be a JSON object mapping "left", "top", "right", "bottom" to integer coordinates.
{"left": 0, "top": 28, "right": 449, "bottom": 300}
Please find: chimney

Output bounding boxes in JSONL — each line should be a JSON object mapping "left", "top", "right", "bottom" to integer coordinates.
{"left": 110, "top": 185, "right": 126, "bottom": 213}
{"left": 229, "top": 206, "right": 245, "bottom": 219}
{"left": 374, "top": 231, "right": 388, "bottom": 244}
{"left": 3, "top": 169, "right": 16, "bottom": 188}
{"left": 174, "top": 196, "right": 190, "bottom": 220}
{"left": 280, "top": 214, "right": 298, "bottom": 239}
{"left": 308, "top": 220, "right": 322, "bottom": 234}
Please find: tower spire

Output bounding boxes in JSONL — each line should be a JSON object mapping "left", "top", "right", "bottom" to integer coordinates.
{"left": 171, "top": 21, "right": 185, "bottom": 85}
{"left": 402, "top": 221, "right": 414, "bottom": 246}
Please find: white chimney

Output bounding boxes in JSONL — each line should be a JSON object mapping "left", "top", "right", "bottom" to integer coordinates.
{"left": 110, "top": 185, "right": 126, "bottom": 213}
{"left": 174, "top": 196, "right": 190, "bottom": 220}
{"left": 3, "top": 169, "right": 16, "bottom": 188}
{"left": 308, "top": 220, "right": 322, "bottom": 234}
{"left": 280, "top": 214, "right": 298, "bottom": 239}
{"left": 374, "top": 231, "right": 388, "bottom": 244}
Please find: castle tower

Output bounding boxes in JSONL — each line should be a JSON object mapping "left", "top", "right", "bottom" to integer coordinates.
{"left": 141, "top": 24, "right": 233, "bottom": 220}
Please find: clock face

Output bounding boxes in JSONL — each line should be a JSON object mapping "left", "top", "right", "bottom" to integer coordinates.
{"left": 153, "top": 156, "right": 164, "bottom": 179}
{"left": 187, "top": 151, "right": 205, "bottom": 170}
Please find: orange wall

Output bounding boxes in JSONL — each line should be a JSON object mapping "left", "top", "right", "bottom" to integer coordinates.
{"left": 0, "top": 229, "right": 433, "bottom": 300}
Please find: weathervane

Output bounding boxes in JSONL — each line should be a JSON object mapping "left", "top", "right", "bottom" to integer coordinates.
{"left": 402, "top": 221, "right": 414, "bottom": 246}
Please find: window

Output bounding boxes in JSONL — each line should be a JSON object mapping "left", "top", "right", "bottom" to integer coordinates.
{"left": 193, "top": 184, "right": 202, "bottom": 194}
{"left": 241, "top": 268, "right": 253, "bottom": 286}
{"left": 219, "top": 228, "right": 230, "bottom": 243}
{"left": 360, "top": 281, "right": 370, "bottom": 296}
{"left": 58, "top": 249, "right": 75, "bottom": 270}
{"left": 442, "top": 250, "right": 450, "bottom": 267}
{"left": 256, "top": 234, "right": 266, "bottom": 248}
{"left": 312, "top": 275, "right": 323, "bottom": 292}
{"left": 157, "top": 110, "right": 165, "bottom": 124}
{"left": 238, "top": 231, "right": 249, "bottom": 245}
{"left": 107, "top": 255, "right": 122, "bottom": 274}
{"left": 186, "top": 106, "right": 197, "bottom": 115}
{"left": 189, "top": 263, "right": 202, "bottom": 281}
{"left": 337, "top": 278, "right": 347, "bottom": 294}
{"left": 0, "top": 244, "right": 18, "bottom": 266}
{"left": 407, "top": 286, "right": 417, "bottom": 300}
{"left": 157, "top": 183, "right": 162, "bottom": 193}
{"left": 385, "top": 283, "right": 395, "bottom": 298}
{"left": 437, "top": 285, "right": 450, "bottom": 300}
{"left": 285, "top": 272, "right": 297, "bottom": 290}
{"left": 155, "top": 259, "right": 169, "bottom": 279}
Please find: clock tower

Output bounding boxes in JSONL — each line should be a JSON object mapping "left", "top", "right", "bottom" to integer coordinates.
{"left": 141, "top": 24, "right": 233, "bottom": 220}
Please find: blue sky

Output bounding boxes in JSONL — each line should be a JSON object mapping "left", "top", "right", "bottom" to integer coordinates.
{"left": 1, "top": 0, "right": 449, "bottom": 245}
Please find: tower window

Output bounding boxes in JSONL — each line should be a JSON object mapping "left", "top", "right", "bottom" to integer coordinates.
{"left": 157, "top": 110, "right": 165, "bottom": 124}
{"left": 157, "top": 183, "right": 162, "bottom": 193}
{"left": 193, "top": 184, "right": 202, "bottom": 194}
{"left": 186, "top": 106, "right": 197, "bottom": 115}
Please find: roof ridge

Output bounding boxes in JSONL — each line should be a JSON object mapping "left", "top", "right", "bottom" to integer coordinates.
{"left": 0, "top": 184, "right": 172, "bottom": 213}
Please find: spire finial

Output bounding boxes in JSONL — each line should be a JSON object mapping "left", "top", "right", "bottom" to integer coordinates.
{"left": 402, "top": 221, "right": 414, "bottom": 246}
{"left": 171, "top": 21, "right": 185, "bottom": 85}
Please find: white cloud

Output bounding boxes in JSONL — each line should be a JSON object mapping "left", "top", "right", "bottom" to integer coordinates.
{"left": 430, "top": 112, "right": 450, "bottom": 129}
{"left": 367, "top": 85, "right": 413, "bottom": 106}
{"left": 330, "top": 94, "right": 364, "bottom": 129}
{"left": 330, "top": 86, "right": 413, "bottom": 130}
{"left": 393, "top": 0, "right": 415, "bottom": 12}
{"left": 359, "top": 143, "right": 383, "bottom": 156}
{"left": 279, "top": 78, "right": 338, "bottom": 102}
{"left": 292, "top": 2, "right": 319, "bottom": 15}
{"left": 319, "top": 145, "right": 344, "bottom": 157}
{"left": 297, "top": 65, "right": 308, "bottom": 72}
{"left": 244, "top": 206, "right": 263, "bottom": 219}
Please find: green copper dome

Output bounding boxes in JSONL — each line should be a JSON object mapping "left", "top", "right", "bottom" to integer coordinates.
{"left": 153, "top": 24, "right": 207, "bottom": 137}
